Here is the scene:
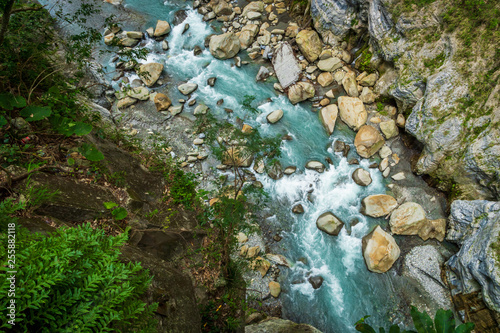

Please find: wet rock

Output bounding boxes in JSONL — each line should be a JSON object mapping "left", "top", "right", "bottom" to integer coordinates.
{"left": 319, "top": 104, "right": 338, "bottom": 135}
{"left": 284, "top": 166, "right": 297, "bottom": 175}
{"left": 288, "top": 82, "right": 315, "bottom": 104}
{"left": 194, "top": 104, "right": 209, "bottom": 115}
{"left": 338, "top": 96, "right": 367, "bottom": 131}
{"left": 154, "top": 93, "right": 171, "bottom": 111}
{"left": 207, "top": 77, "right": 216, "bottom": 86}
{"left": 173, "top": 9, "right": 187, "bottom": 25}
{"left": 162, "top": 40, "right": 169, "bottom": 50}
{"left": 245, "top": 318, "right": 322, "bottom": 333}
{"left": 267, "top": 109, "right": 284, "bottom": 123}
{"left": 316, "top": 212, "right": 344, "bottom": 236}
{"left": 127, "top": 86, "right": 150, "bottom": 100}
{"left": 193, "top": 45, "right": 202, "bottom": 55}
{"left": 292, "top": 204, "right": 304, "bottom": 214}
{"left": 154, "top": 20, "right": 171, "bottom": 37}
{"left": 209, "top": 32, "right": 241, "bottom": 59}
{"left": 305, "top": 160, "right": 325, "bottom": 173}
{"left": 362, "top": 226, "right": 400, "bottom": 273}
{"left": 272, "top": 42, "right": 301, "bottom": 89}
{"left": 380, "top": 119, "right": 399, "bottom": 139}
{"left": 308, "top": 275, "right": 324, "bottom": 289}
{"left": 296, "top": 30, "right": 322, "bottom": 62}
{"left": 178, "top": 83, "right": 198, "bottom": 95}
{"left": 138, "top": 63, "right": 163, "bottom": 87}
{"left": 361, "top": 194, "right": 398, "bottom": 217}
{"left": 256, "top": 66, "right": 270, "bottom": 81}
{"left": 267, "top": 162, "right": 283, "bottom": 180}
{"left": 354, "top": 125, "right": 385, "bottom": 158}
{"left": 352, "top": 168, "right": 372, "bottom": 186}
{"left": 348, "top": 159, "right": 359, "bottom": 165}
{"left": 390, "top": 202, "right": 427, "bottom": 236}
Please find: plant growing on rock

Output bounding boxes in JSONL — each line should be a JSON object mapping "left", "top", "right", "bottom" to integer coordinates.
{"left": 355, "top": 307, "right": 474, "bottom": 333}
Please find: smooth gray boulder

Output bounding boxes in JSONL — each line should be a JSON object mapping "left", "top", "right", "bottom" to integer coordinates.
{"left": 272, "top": 42, "right": 301, "bottom": 89}
{"left": 446, "top": 200, "right": 500, "bottom": 312}
{"left": 245, "top": 318, "right": 322, "bottom": 333}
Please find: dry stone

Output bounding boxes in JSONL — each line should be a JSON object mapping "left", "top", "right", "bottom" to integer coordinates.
{"left": 354, "top": 125, "right": 385, "bottom": 158}
{"left": 338, "top": 96, "right": 367, "bottom": 131}
{"left": 295, "top": 30, "right": 322, "bottom": 62}
{"left": 361, "top": 194, "right": 398, "bottom": 217}
{"left": 389, "top": 202, "right": 427, "bottom": 236}
{"left": 362, "top": 226, "right": 400, "bottom": 273}
{"left": 319, "top": 104, "right": 338, "bottom": 135}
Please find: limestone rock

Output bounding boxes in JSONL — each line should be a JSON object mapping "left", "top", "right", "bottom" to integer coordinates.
{"left": 239, "top": 24, "right": 259, "bottom": 49}
{"left": 337, "top": 96, "right": 367, "bottom": 131}
{"left": 362, "top": 226, "right": 400, "bottom": 273}
{"left": 284, "top": 166, "right": 297, "bottom": 175}
{"left": 317, "top": 72, "right": 334, "bottom": 87}
{"left": 390, "top": 202, "right": 427, "bottom": 235}
{"left": 138, "top": 63, "right": 164, "bottom": 87}
{"left": 316, "top": 212, "right": 344, "bottom": 236}
{"left": 117, "top": 97, "right": 137, "bottom": 109}
{"left": 245, "top": 318, "right": 322, "bottom": 333}
{"left": 242, "top": 1, "right": 265, "bottom": 17}
{"left": 194, "top": 104, "right": 209, "bottom": 115}
{"left": 209, "top": 32, "right": 241, "bottom": 59}
{"left": 359, "top": 73, "right": 377, "bottom": 87}
{"left": 418, "top": 218, "right": 446, "bottom": 242}
{"left": 267, "top": 109, "right": 284, "bottom": 123}
{"left": 305, "top": 160, "right": 325, "bottom": 173}
{"left": 380, "top": 120, "right": 399, "bottom": 139}
{"left": 295, "top": 30, "right": 322, "bottom": 62}
{"left": 252, "top": 257, "right": 271, "bottom": 277}
{"left": 360, "top": 87, "right": 376, "bottom": 104}
{"left": 127, "top": 86, "right": 150, "bottom": 100}
{"left": 237, "top": 232, "right": 248, "bottom": 243}
{"left": 317, "top": 57, "right": 342, "bottom": 72}
{"left": 272, "top": 42, "right": 301, "bottom": 89}
{"left": 292, "top": 204, "right": 304, "bottom": 214}
{"left": 269, "top": 281, "right": 281, "bottom": 297}
{"left": 352, "top": 168, "right": 372, "bottom": 186}
{"left": 354, "top": 125, "right": 385, "bottom": 158}
{"left": 256, "top": 66, "right": 270, "bottom": 81}
{"left": 288, "top": 82, "right": 315, "bottom": 104}
{"left": 319, "top": 104, "right": 338, "bottom": 135}
{"left": 361, "top": 194, "right": 398, "bottom": 217}
{"left": 154, "top": 93, "right": 171, "bottom": 111}
{"left": 342, "top": 71, "right": 359, "bottom": 97}
{"left": 154, "top": 20, "right": 171, "bottom": 37}
{"left": 178, "top": 83, "right": 198, "bottom": 95}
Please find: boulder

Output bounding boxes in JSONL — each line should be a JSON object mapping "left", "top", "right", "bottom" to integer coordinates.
{"left": 352, "top": 168, "right": 372, "bottom": 186}
{"left": 360, "top": 87, "right": 376, "bottom": 104}
{"left": 317, "top": 72, "right": 334, "bottom": 87}
{"left": 251, "top": 257, "right": 271, "bottom": 277}
{"left": 245, "top": 318, "right": 322, "bottom": 333}
{"left": 239, "top": 24, "right": 259, "bottom": 49}
{"left": 292, "top": 204, "right": 304, "bottom": 214}
{"left": 246, "top": 11, "right": 262, "bottom": 19}
{"left": 178, "top": 83, "right": 198, "bottom": 95}
{"left": 246, "top": 246, "right": 260, "bottom": 258}
{"left": 213, "top": 0, "right": 233, "bottom": 16}
{"left": 154, "top": 93, "right": 171, "bottom": 111}
{"left": 305, "top": 160, "right": 325, "bottom": 173}
{"left": 138, "top": 63, "right": 163, "bottom": 87}
{"left": 361, "top": 194, "right": 398, "bottom": 217}
{"left": 241, "top": 1, "right": 265, "bottom": 16}
{"left": 267, "top": 109, "right": 284, "bottom": 123}
{"left": 169, "top": 105, "right": 183, "bottom": 116}
{"left": 194, "top": 104, "right": 209, "bottom": 115}
{"left": 319, "top": 104, "right": 338, "bottom": 135}
{"left": 119, "top": 37, "right": 139, "bottom": 47}
{"left": 267, "top": 162, "right": 283, "bottom": 180}
{"left": 418, "top": 218, "right": 446, "bottom": 242}
{"left": 288, "top": 82, "right": 315, "bottom": 104}
{"left": 126, "top": 31, "right": 143, "bottom": 39}
{"left": 127, "top": 86, "right": 150, "bottom": 100}
{"left": 117, "top": 97, "right": 137, "bottom": 109}
{"left": 354, "top": 125, "right": 385, "bottom": 158}
{"left": 272, "top": 42, "right": 301, "bottom": 89}
{"left": 256, "top": 66, "right": 270, "bottom": 81}
{"left": 295, "top": 30, "right": 322, "bottom": 62}
{"left": 154, "top": 20, "right": 171, "bottom": 37}
{"left": 317, "top": 57, "right": 342, "bottom": 72}
{"left": 380, "top": 120, "right": 399, "bottom": 139}
{"left": 359, "top": 73, "right": 377, "bottom": 87}
{"left": 209, "top": 32, "right": 241, "bottom": 59}
{"left": 237, "top": 232, "right": 248, "bottom": 243}
{"left": 308, "top": 276, "right": 324, "bottom": 289}
{"left": 207, "top": 77, "right": 216, "bottom": 87}
{"left": 284, "top": 166, "right": 297, "bottom": 175}
{"left": 342, "top": 71, "right": 359, "bottom": 97}
{"left": 389, "top": 202, "right": 427, "bottom": 235}
{"left": 362, "top": 226, "right": 400, "bottom": 273}
{"left": 337, "top": 96, "right": 367, "bottom": 131}
{"left": 316, "top": 212, "right": 344, "bottom": 236}
{"left": 269, "top": 281, "right": 281, "bottom": 297}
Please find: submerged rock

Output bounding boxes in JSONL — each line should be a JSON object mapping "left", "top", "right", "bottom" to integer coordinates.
{"left": 308, "top": 275, "right": 324, "bottom": 289}
{"left": 362, "top": 226, "right": 400, "bottom": 273}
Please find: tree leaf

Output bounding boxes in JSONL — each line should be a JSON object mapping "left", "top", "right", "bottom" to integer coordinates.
{"left": 454, "top": 323, "right": 474, "bottom": 333}
{"left": 410, "top": 306, "right": 436, "bottom": 333}
{"left": 0, "top": 116, "right": 7, "bottom": 127}
{"left": 20, "top": 106, "right": 52, "bottom": 122}
{"left": 434, "top": 309, "right": 454, "bottom": 333}
{"left": 0, "top": 93, "right": 24, "bottom": 110}
{"left": 355, "top": 323, "right": 377, "bottom": 333}
{"left": 79, "top": 143, "right": 104, "bottom": 162}
{"left": 389, "top": 325, "right": 401, "bottom": 333}
{"left": 103, "top": 202, "right": 118, "bottom": 209}
{"left": 72, "top": 122, "right": 92, "bottom": 136}
{"left": 112, "top": 207, "right": 127, "bottom": 220}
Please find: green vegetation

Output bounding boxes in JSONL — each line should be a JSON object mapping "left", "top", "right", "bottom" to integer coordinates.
{"left": 423, "top": 52, "right": 446, "bottom": 71}
{"left": 357, "top": 48, "right": 374, "bottom": 73}
{"left": 355, "top": 307, "right": 474, "bottom": 333}
{"left": 0, "top": 223, "right": 157, "bottom": 331}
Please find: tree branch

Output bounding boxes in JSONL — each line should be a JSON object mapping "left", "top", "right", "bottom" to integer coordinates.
{"left": 10, "top": 6, "right": 44, "bottom": 14}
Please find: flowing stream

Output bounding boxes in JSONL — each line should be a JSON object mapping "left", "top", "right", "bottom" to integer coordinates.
{"left": 105, "top": 0, "right": 402, "bottom": 331}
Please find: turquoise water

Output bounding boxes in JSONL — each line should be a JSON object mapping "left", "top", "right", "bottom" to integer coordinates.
{"left": 112, "top": 1, "right": 400, "bottom": 331}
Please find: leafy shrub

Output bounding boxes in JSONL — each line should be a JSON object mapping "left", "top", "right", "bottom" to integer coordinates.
{"left": 0, "top": 224, "right": 157, "bottom": 332}
{"left": 355, "top": 307, "right": 474, "bottom": 333}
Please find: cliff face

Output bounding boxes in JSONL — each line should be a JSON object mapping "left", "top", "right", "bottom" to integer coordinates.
{"left": 311, "top": 0, "right": 500, "bottom": 200}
